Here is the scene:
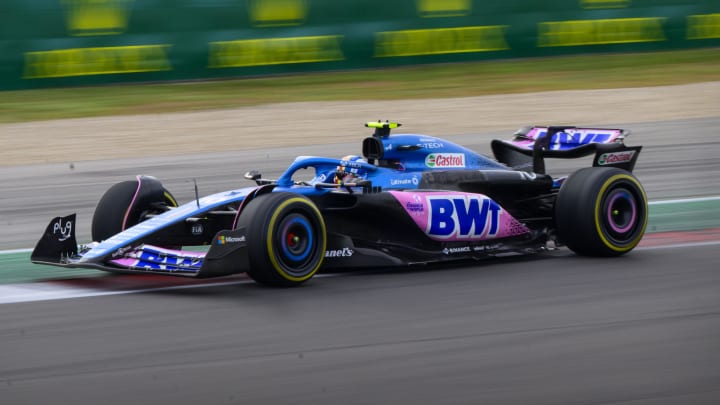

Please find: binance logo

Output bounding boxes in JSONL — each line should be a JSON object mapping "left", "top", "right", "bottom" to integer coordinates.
{"left": 417, "top": 0, "right": 471, "bottom": 18}
{"left": 248, "top": 0, "right": 308, "bottom": 27}
{"left": 62, "top": 0, "right": 134, "bottom": 36}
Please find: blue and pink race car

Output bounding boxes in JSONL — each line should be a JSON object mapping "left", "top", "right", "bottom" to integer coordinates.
{"left": 32, "top": 121, "right": 647, "bottom": 286}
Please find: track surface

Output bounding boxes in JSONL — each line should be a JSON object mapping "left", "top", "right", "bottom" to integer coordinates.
{"left": 1, "top": 245, "right": 719, "bottom": 404}
{"left": 1, "top": 117, "right": 719, "bottom": 404}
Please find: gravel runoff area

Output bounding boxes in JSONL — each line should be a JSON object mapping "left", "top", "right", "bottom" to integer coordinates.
{"left": 2, "top": 81, "right": 719, "bottom": 167}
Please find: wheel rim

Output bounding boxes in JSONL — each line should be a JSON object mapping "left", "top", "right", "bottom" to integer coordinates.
{"left": 601, "top": 185, "right": 642, "bottom": 244}
{"left": 605, "top": 189, "right": 637, "bottom": 234}
{"left": 275, "top": 213, "right": 315, "bottom": 272}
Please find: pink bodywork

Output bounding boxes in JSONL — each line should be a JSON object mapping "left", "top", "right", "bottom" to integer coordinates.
{"left": 512, "top": 127, "right": 623, "bottom": 150}
{"left": 389, "top": 191, "right": 530, "bottom": 242}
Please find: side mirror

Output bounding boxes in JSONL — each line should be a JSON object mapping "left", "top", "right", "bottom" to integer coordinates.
{"left": 244, "top": 170, "right": 262, "bottom": 181}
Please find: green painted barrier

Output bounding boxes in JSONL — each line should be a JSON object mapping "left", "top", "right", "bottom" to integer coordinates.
{"left": 1, "top": 0, "right": 719, "bottom": 90}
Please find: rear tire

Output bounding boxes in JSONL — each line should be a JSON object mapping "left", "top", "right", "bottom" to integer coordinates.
{"left": 91, "top": 176, "right": 178, "bottom": 242}
{"left": 556, "top": 167, "right": 647, "bottom": 256}
{"left": 235, "top": 192, "right": 326, "bottom": 287}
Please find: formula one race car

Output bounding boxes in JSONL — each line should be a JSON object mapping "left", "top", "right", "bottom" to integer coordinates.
{"left": 32, "top": 121, "right": 647, "bottom": 287}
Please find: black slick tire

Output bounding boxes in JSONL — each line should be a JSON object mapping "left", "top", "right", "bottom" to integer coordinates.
{"left": 556, "top": 167, "right": 647, "bottom": 257}
{"left": 91, "top": 176, "right": 178, "bottom": 242}
{"left": 236, "top": 192, "right": 326, "bottom": 287}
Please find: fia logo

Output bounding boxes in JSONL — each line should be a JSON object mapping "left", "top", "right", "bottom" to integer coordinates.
{"left": 191, "top": 223, "right": 204, "bottom": 236}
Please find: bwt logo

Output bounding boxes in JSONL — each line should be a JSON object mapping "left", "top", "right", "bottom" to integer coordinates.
{"left": 427, "top": 196, "right": 501, "bottom": 239}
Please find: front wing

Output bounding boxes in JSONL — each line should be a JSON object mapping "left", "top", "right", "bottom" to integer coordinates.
{"left": 32, "top": 190, "right": 548, "bottom": 278}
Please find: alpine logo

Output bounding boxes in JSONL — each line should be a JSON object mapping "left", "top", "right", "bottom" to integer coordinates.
{"left": 325, "top": 247, "right": 354, "bottom": 258}
{"left": 597, "top": 150, "right": 635, "bottom": 165}
{"left": 425, "top": 153, "right": 465, "bottom": 168}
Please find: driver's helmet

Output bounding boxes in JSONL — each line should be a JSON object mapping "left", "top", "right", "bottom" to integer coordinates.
{"left": 335, "top": 155, "right": 368, "bottom": 184}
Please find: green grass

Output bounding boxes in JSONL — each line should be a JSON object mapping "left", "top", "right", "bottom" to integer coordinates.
{"left": 1, "top": 48, "right": 719, "bottom": 123}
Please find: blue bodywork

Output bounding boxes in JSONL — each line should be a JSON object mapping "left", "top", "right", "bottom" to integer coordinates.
{"left": 80, "top": 132, "right": 511, "bottom": 263}
{"left": 32, "top": 122, "right": 640, "bottom": 280}
{"left": 281, "top": 133, "right": 508, "bottom": 189}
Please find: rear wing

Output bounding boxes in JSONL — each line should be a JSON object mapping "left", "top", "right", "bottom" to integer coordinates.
{"left": 491, "top": 126, "right": 641, "bottom": 174}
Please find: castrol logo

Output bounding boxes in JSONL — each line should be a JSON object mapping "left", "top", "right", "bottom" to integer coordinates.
{"left": 598, "top": 150, "right": 635, "bottom": 166}
{"left": 425, "top": 153, "right": 465, "bottom": 168}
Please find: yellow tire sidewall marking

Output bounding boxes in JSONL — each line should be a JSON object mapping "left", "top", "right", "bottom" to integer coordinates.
{"left": 163, "top": 191, "right": 178, "bottom": 207}
{"left": 266, "top": 197, "right": 326, "bottom": 282}
{"left": 594, "top": 174, "right": 648, "bottom": 252}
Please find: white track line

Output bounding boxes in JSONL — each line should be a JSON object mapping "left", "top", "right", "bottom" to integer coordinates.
{"left": 636, "top": 240, "right": 720, "bottom": 250}
{"left": 2, "top": 248, "right": 32, "bottom": 254}
{"left": 0, "top": 279, "right": 265, "bottom": 305}
{"left": 648, "top": 196, "right": 720, "bottom": 205}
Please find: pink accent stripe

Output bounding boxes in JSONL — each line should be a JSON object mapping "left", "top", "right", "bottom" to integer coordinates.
{"left": 111, "top": 258, "right": 140, "bottom": 267}
{"left": 606, "top": 192, "right": 637, "bottom": 234}
{"left": 121, "top": 175, "right": 143, "bottom": 231}
{"left": 141, "top": 244, "right": 206, "bottom": 258}
{"left": 232, "top": 186, "right": 261, "bottom": 229}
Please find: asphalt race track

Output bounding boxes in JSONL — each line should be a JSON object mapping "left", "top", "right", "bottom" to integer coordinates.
{"left": 1, "top": 117, "right": 719, "bottom": 404}
{"left": 2, "top": 245, "right": 719, "bottom": 404}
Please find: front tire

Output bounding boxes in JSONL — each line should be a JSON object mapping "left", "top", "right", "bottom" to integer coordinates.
{"left": 236, "top": 192, "right": 326, "bottom": 287}
{"left": 556, "top": 167, "right": 647, "bottom": 256}
{"left": 91, "top": 176, "right": 178, "bottom": 242}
